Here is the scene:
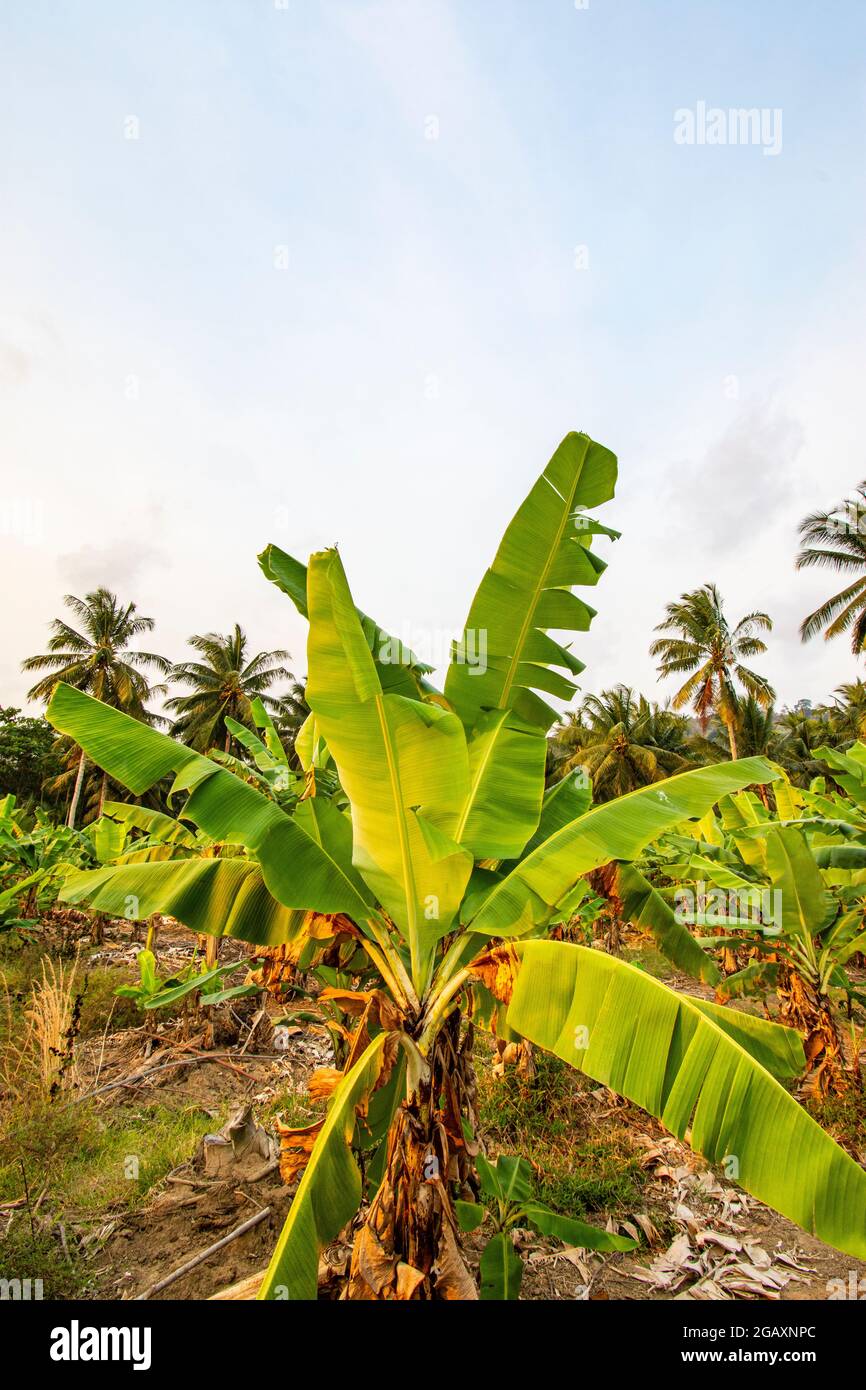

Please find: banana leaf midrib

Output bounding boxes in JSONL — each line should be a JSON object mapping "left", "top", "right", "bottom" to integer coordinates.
{"left": 455, "top": 712, "right": 507, "bottom": 847}
{"left": 375, "top": 687, "right": 420, "bottom": 977}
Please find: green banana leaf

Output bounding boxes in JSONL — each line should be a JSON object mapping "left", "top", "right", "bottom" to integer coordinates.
{"left": 251, "top": 696, "right": 290, "bottom": 769}
{"left": 507, "top": 940, "right": 866, "bottom": 1259}
{"left": 522, "top": 1202, "right": 635, "bottom": 1252}
{"left": 0, "top": 867, "right": 48, "bottom": 911}
{"left": 763, "top": 826, "right": 835, "bottom": 942}
{"left": 479, "top": 1231, "right": 524, "bottom": 1300}
{"left": 45, "top": 684, "right": 372, "bottom": 919}
{"left": 445, "top": 431, "right": 618, "bottom": 734}
{"left": 60, "top": 857, "right": 307, "bottom": 946}
{"left": 455, "top": 1199, "right": 486, "bottom": 1232}
{"left": 455, "top": 709, "right": 546, "bottom": 859}
{"left": 258, "top": 1032, "right": 390, "bottom": 1300}
{"left": 685, "top": 854, "right": 758, "bottom": 894}
{"left": 686, "top": 996, "right": 804, "bottom": 1077}
{"left": 294, "top": 711, "right": 330, "bottom": 772}
{"left": 716, "top": 960, "right": 781, "bottom": 1000}
{"left": 103, "top": 802, "right": 198, "bottom": 848}
{"left": 306, "top": 549, "right": 472, "bottom": 979}
{"left": 144, "top": 961, "right": 238, "bottom": 1009}
{"left": 613, "top": 861, "right": 720, "bottom": 985}
{"left": 470, "top": 758, "right": 779, "bottom": 938}
{"left": 87, "top": 816, "right": 129, "bottom": 864}
{"left": 812, "top": 844, "right": 866, "bottom": 870}
{"left": 773, "top": 776, "right": 803, "bottom": 823}
{"left": 224, "top": 715, "right": 285, "bottom": 777}
{"left": 518, "top": 767, "right": 593, "bottom": 860}
{"left": 814, "top": 744, "right": 866, "bottom": 803}
{"left": 477, "top": 1152, "right": 531, "bottom": 1202}
{"left": 259, "top": 543, "right": 435, "bottom": 699}
{"left": 199, "top": 982, "right": 260, "bottom": 1006}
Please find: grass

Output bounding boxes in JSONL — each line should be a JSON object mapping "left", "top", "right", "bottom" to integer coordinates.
{"left": 0, "top": 937, "right": 238, "bottom": 1295}
{"left": 475, "top": 1036, "right": 648, "bottom": 1218}
{"left": 0, "top": 938, "right": 143, "bottom": 1042}
{"left": 0, "top": 1095, "right": 220, "bottom": 1214}
{"left": 0, "top": 1096, "right": 221, "bottom": 1298}
{"left": 0, "top": 1221, "right": 93, "bottom": 1300}
{"left": 78, "top": 968, "right": 146, "bottom": 1037}
{"left": 805, "top": 1081, "right": 866, "bottom": 1156}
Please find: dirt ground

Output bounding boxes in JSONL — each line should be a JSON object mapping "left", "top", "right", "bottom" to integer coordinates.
{"left": 88, "top": 1032, "right": 866, "bottom": 1303}
{"left": 3, "top": 913, "right": 866, "bottom": 1302}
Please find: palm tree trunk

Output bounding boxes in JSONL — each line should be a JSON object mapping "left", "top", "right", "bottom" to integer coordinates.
{"left": 67, "top": 748, "right": 87, "bottom": 828}
{"left": 724, "top": 715, "right": 739, "bottom": 760}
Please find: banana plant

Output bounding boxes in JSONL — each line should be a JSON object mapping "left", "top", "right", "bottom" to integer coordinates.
{"left": 644, "top": 784, "right": 866, "bottom": 1094}
{"left": 115, "top": 948, "right": 246, "bottom": 1011}
{"left": 456, "top": 1154, "right": 634, "bottom": 1299}
{"left": 46, "top": 431, "right": 866, "bottom": 1299}
{"left": 0, "top": 801, "right": 96, "bottom": 924}
{"left": 210, "top": 696, "right": 310, "bottom": 810}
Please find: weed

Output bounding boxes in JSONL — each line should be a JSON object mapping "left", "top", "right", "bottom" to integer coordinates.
{"left": 475, "top": 1039, "right": 647, "bottom": 1217}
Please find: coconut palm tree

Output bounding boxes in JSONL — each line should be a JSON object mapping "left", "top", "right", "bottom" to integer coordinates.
{"left": 22, "top": 589, "right": 169, "bottom": 826}
{"left": 797, "top": 483, "right": 866, "bottom": 653}
{"left": 166, "top": 624, "right": 291, "bottom": 753}
{"left": 551, "top": 686, "right": 709, "bottom": 801}
{"left": 272, "top": 680, "right": 310, "bottom": 766}
{"left": 650, "top": 584, "right": 774, "bottom": 760}
{"left": 827, "top": 680, "right": 866, "bottom": 744}
{"left": 774, "top": 707, "right": 836, "bottom": 786}
{"left": 716, "top": 696, "right": 778, "bottom": 760}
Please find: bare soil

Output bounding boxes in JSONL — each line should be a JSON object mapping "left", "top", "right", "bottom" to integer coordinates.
{"left": 4, "top": 913, "right": 865, "bottom": 1302}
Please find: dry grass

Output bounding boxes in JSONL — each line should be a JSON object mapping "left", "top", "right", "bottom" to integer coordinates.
{"left": 1, "top": 952, "right": 83, "bottom": 1102}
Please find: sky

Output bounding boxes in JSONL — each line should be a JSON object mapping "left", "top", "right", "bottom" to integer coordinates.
{"left": 3, "top": 0, "right": 866, "bottom": 720}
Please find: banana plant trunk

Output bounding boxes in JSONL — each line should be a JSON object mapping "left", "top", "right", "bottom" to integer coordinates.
{"left": 777, "top": 964, "right": 848, "bottom": 1097}
{"left": 347, "top": 1014, "right": 479, "bottom": 1300}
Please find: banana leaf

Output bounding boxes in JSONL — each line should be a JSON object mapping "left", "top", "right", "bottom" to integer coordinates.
{"left": 470, "top": 758, "right": 779, "bottom": 938}
{"left": 258, "top": 1032, "right": 391, "bottom": 1300}
{"left": 446, "top": 431, "right": 618, "bottom": 734}
{"left": 60, "top": 857, "right": 308, "bottom": 946}
{"left": 46, "top": 684, "right": 372, "bottom": 919}
{"left": 306, "top": 549, "right": 472, "bottom": 979}
{"left": 507, "top": 940, "right": 866, "bottom": 1258}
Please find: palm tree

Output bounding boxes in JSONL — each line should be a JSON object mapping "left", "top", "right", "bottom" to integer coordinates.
{"left": 711, "top": 696, "right": 783, "bottom": 806}
{"left": 713, "top": 696, "right": 778, "bottom": 760}
{"left": 650, "top": 583, "right": 774, "bottom": 760}
{"left": 166, "top": 625, "right": 291, "bottom": 753}
{"left": 774, "top": 706, "right": 836, "bottom": 786}
{"left": 272, "top": 680, "right": 310, "bottom": 767}
{"left": 22, "top": 589, "right": 169, "bottom": 826}
{"left": 42, "top": 734, "right": 163, "bottom": 824}
{"left": 797, "top": 483, "right": 866, "bottom": 652}
{"left": 551, "top": 686, "right": 710, "bottom": 801}
{"left": 827, "top": 680, "right": 866, "bottom": 743}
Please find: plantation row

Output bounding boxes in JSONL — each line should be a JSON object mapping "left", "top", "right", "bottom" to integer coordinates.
{"left": 2, "top": 432, "right": 866, "bottom": 1299}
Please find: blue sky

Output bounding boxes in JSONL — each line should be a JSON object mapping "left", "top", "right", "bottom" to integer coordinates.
{"left": 3, "top": 0, "right": 866, "bottom": 715}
